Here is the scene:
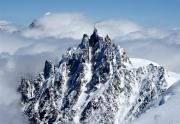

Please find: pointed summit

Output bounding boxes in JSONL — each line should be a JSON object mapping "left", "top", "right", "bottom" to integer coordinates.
{"left": 93, "top": 27, "right": 98, "bottom": 35}
{"left": 18, "top": 31, "right": 170, "bottom": 124}
{"left": 89, "top": 28, "right": 100, "bottom": 47}
{"left": 91, "top": 27, "right": 99, "bottom": 38}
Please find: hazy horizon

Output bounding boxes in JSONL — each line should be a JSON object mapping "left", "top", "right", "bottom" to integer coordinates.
{"left": 0, "top": 0, "right": 180, "bottom": 28}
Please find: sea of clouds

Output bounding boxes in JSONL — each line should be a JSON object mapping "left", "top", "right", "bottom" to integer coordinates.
{"left": 0, "top": 12, "right": 180, "bottom": 123}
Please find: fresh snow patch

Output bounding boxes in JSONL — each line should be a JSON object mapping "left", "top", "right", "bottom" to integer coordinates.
{"left": 165, "top": 71, "right": 180, "bottom": 88}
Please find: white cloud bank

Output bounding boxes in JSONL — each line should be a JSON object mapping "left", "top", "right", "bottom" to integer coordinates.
{"left": 21, "top": 13, "right": 93, "bottom": 39}
{"left": 21, "top": 12, "right": 141, "bottom": 40}
{"left": 20, "top": 13, "right": 180, "bottom": 73}
{"left": 0, "top": 12, "right": 180, "bottom": 124}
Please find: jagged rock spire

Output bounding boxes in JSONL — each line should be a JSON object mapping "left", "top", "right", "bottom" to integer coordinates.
{"left": 44, "top": 60, "right": 54, "bottom": 78}
{"left": 80, "top": 34, "right": 89, "bottom": 48}
{"left": 93, "top": 27, "right": 98, "bottom": 35}
{"left": 89, "top": 27, "right": 99, "bottom": 47}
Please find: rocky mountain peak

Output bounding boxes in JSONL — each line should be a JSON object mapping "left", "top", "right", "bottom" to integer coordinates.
{"left": 18, "top": 30, "right": 167, "bottom": 124}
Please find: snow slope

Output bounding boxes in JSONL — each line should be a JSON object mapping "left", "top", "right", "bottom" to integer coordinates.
{"left": 130, "top": 58, "right": 180, "bottom": 88}
{"left": 130, "top": 58, "right": 180, "bottom": 124}
{"left": 132, "top": 80, "right": 180, "bottom": 124}
{"left": 130, "top": 58, "right": 159, "bottom": 68}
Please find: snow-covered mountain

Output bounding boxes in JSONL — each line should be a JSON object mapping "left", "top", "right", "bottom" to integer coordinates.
{"left": 18, "top": 29, "right": 180, "bottom": 124}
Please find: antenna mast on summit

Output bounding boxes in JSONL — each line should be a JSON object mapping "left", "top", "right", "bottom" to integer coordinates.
{"left": 93, "top": 22, "right": 97, "bottom": 31}
{"left": 93, "top": 22, "right": 96, "bottom": 29}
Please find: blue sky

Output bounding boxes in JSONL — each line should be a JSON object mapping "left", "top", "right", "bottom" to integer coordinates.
{"left": 0, "top": 0, "right": 179, "bottom": 28}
